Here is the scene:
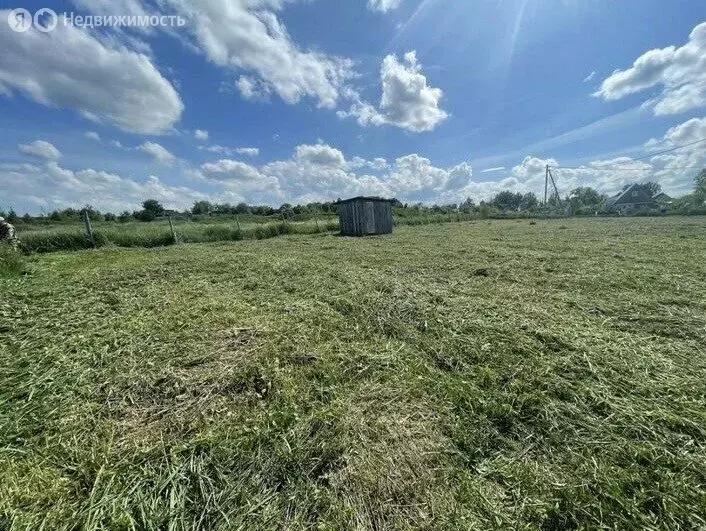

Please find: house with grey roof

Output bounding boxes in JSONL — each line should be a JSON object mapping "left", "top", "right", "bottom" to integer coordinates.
{"left": 606, "top": 184, "right": 659, "bottom": 213}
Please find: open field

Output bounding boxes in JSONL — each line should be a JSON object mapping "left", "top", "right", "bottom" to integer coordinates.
{"left": 1, "top": 217, "right": 705, "bottom": 529}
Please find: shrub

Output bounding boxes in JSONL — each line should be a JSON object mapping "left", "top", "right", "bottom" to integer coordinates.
{"left": 0, "top": 246, "right": 25, "bottom": 278}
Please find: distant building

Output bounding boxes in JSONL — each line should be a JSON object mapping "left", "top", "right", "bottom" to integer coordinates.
{"left": 606, "top": 184, "right": 658, "bottom": 212}
{"left": 338, "top": 197, "right": 394, "bottom": 237}
{"left": 653, "top": 192, "right": 673, "bottom": 205}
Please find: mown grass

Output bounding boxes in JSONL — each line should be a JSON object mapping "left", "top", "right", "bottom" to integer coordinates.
{"left": 1, "top": 217, "right": 705, "bottom": 529}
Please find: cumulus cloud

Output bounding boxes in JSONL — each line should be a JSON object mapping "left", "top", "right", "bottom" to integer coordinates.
{"left": 138, "top": 141, "right": 177, "bottom": 165}
{"left": 19, "top": 140, "right": 62, "bottom": 161}
{"left": 0, "top": 11, "right": 183, "bottom": 134}
{"left": 85, "top": 131, "right": 101, "bottom": 142}
{"left": 339, "top": 51, "right": 448, "bottom": 132}
{"left": 348, "top": 157, "right": 389, "bottom": 171}
{"left": 294, "top": 144, "right": 346, "bottom": 167}
{"left": 645, "top": 117, "right": 706, "bottom": 194}
{"left": 368, "top": 0, "right": 403, "bottom": 12}
{"left": 194, "top": 129, "right": 209, "bottom": 141}
{"left": 0, "top": 160, "right": 214, "bottom": 213}
{"left": 158, "top": 0, "right": 356, "bottom": 109}
{"left": 594, "top": 22, "right": 706, "bottom": 115}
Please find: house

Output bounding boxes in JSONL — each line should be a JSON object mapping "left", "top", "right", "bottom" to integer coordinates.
{"left": 337, "top": 197, "right": 394, "bottom": 237}
{"left": 606, "top": 184, "right": 658, "bottom": 212}
{"left": 653, "top": 192, "right": 672, "bottom": 205}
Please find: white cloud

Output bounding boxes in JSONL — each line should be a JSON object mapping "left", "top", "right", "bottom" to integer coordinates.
{"left": 594, "top": 22, "right": 706, "bottom": 115}
{"left": 236, "top": 75, "right": 272, "bottom": 102}
{"left": 235, "top": 147, "right": 260, "bottom": 157}
{"left": 583, "top": 71, "right": 596, "bottom": 83}
{"left": 0, "top": 160, "right": 214, "bottom": 213}
{"left": 368, "top": 0, "right": 403, "bottom": 12}
{"left": 138, "top": 141, "right": 177, "bottom": 165}
{"left": 348, "top": 156, "right": 389, "bottom": 171}
{"left": 19, "top": 140, "right": 62, "bottom": 161}
{"left": 481, "top": 167, "right": 506, "bottom": 173}
{"left": 0, "top": 11, "right": 183, "bottom": 135}
{"left": 294, "top": 144, "right": 346, "bottom": 167}
{"left": 160, "top": 0, "right": 356, "bottom": 109}
{"left": 339, "top": 51, "right": 448, "bottom": 132}
{"left": 198, "top": 145, "right": 259, "bottom": 157}
{"left": 198, "top": 145, "right": 234, "bottom": 156}
{"left": 85, "top": 131, "right": 101, "bottom": 142}
{"left": 110, "top": 140, "right": 124, "bottom": 149}
{"left": 644, "top": 117, "right": 706, "bottom": 194}
{"left": 194, "top": 129, "right": 209, "bottom": 141}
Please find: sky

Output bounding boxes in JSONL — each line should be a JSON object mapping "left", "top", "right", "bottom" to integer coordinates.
{"left": 0, "top": 0, "right": 705, "bottom": 214}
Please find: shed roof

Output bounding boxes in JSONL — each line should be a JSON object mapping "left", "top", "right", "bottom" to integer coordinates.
{"left": 336, "top": 196, "right": 394, "bottom": 204}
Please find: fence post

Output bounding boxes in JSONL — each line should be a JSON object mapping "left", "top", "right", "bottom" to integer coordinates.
{"left": 235, "top": 215, "right": 241, "bottom": 232}
{"left": 83, "top": 211, "right": 94, "bottom": 248}
{"left": 314, "top": 211, "right": 320, "bottom": 232}
{"left": 168, "top": 215, "right": 178, "bottom": 244}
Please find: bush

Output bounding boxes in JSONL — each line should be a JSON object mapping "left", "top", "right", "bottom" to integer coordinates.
{"left": 0, "top": 246, "right": 25, "bottom": 278}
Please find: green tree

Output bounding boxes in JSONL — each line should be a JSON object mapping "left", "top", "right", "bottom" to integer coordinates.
{"left": 695, "top": 169, "right": 706, "bottom": 201}
{"left": 142, "top": 199, "right": 164, "bottom": 217}
{"left": 492, "top": 191, "right": 523, "bottom": 211}
{"left": 569, "top": 187, "right": 604, "bottom": 209}
{"left": 191, "top": 201, "right": 213, "bottom": 215}
{"left": 520, "top": 192, "right": 539, "bottom": 211}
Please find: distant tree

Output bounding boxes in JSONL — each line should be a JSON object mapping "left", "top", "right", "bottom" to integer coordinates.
{"left": 80, "top": 205, "right": 102, "bottom": 221}
{"left": 279, "top": 203, "right": 294, "bottom": 219}
{"left": 104, "top": 213, "right": 117, "bottom": 222}
{"left": 142, "top": 199, "right": 164, "bottom": 217}
{"left": 6, "top": 209, "right": 19, "bottom": 224}
{"left": 49, "top": 210, "right": 62, "bottom": 222}
{"left": 492, "top": 191, "right": 523, "bottom": 211}
{"left": 21, "top": 213, "right": 32, "bottom": 223}
{"left": 641, "top": 181, "right": 662, "bottom": 196}
{"left": 460, "top": 197, "right": 475, "bottom": 213}
{"left": 520, "top": 192, "right": 539, "bottom": 211}
{"left": 118, "top": 211, "right": 133, "bottom": 223}
{"left": 191, "top": 201, "right": 213, "bottom": 215}
{"left": 235, "top": 202, "right": 251, "bottom": 215}
{"left": 695, "top": 169, "right": 706, "bottom": 201}
{"left": 569, "top": 187, "right": 604, "bottom": 209}
{"left": 135, "top": 209, "right": 156, "bottom": 222}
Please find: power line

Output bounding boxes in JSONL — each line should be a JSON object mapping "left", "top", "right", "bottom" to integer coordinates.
{"left": 551, "top": 137, "right": 706, "bottom": 171}
{"left": 553, "top": 165, "right": 705, "bottom": 172}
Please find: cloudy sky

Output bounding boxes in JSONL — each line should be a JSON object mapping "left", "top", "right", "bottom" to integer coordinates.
{"left": 1, "top": 0, "right": 705, "bottom": 213}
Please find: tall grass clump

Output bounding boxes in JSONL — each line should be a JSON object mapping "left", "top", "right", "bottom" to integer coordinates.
{"left": 0, "top": 246, "right": 25, "bottom": 278}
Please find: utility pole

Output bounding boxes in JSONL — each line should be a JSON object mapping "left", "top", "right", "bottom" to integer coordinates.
{"left": 544, "top": 165, "right": 549, "bottom": 206}
{"left": 544, "top": 165, "right": 561, "bottom": 205}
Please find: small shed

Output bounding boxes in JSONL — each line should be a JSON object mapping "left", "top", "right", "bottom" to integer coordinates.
{"left": 337, "top": 196, "right": 394, "bottom": 237}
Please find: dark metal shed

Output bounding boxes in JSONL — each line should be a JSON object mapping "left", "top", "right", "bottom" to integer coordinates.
{"left": 337, "top": 197, "right": 394, "bottom": 237}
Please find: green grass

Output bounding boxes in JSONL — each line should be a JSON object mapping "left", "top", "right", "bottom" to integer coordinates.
{"left": 1, "top": 217, "right": 705, "bottom": 529}
{"left": 0, "top": 247, "right": 25, "bottom": 278}
{"left": 16, "top": 218, "right": 341, "bottom": 253}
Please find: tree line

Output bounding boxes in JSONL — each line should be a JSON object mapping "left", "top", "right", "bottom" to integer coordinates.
{"left": 4, "top": 170, "right": 705, "bottom": 224}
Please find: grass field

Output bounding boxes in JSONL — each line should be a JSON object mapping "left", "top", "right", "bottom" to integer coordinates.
{"left": 1, "top": 217, "right": 705, "bottom": 529}
{"left": 15, "top": 217, "right": 341, "bottom": 254}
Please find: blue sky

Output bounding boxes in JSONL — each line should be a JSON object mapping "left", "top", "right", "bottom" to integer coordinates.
{"left": 1, "top": 0, "right": 705, "bottom": 213}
